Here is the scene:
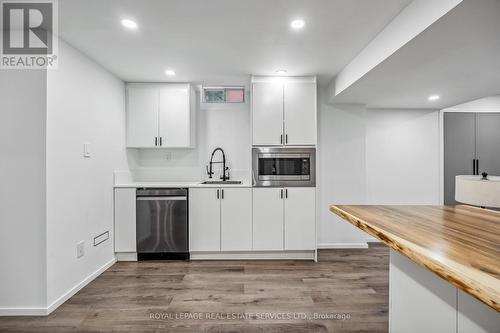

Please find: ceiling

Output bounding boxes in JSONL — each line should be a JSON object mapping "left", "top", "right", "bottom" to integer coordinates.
{"left": 58, "top": 0, "right": 411, "bottom": 85}
{"left": 331, "top": 0, "right": 500, "bottom": 109}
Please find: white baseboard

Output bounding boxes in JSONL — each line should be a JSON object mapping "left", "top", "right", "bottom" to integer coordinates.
{"left": 116, "top": 252, "right": 137, "bottom": 261}
{"left": 46, "top": 257, "right": 116, "bottom": 315}
{"left": 0, "top": 307, "right": 47, "bottom": 316}
{"left": 190, "top": 250, "right": 315, "bottom": 260}
{"left": 0, "top": 257, "right": 116, "bottom": 316}
{"left": 317, "top": 242, "right": 368, "bottom": 249}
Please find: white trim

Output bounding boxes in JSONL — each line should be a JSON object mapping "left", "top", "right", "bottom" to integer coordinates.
{"left": 46, "top": 257, "right": 116, "bottom": 315}
{"left": 0, "top": 257, "right": 116, "bottom": 316}
{"left": 316, "top": 242, "right": 368, "bottom": 249}
{"left": 367, "top": 236, "right": 381, "bottom": 243}
{"left": 116, "top": 252, "right": 138, "bottom": 261}
{"left": 0, "top": 307, "right": 47, "bottom": 316}
{"left": 190, "top": 250, "right": 315, "bottom": 260}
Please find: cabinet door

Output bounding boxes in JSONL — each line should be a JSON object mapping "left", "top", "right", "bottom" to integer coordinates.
{"left": 114, "top": 188, "right": 136, "bottom": 252}
{"left": 252, "top": 188, "right": 283, "bottom": 250}
{"left": 284, "top": 187, "right": 316, "bottom": 250}
{"left": 443, "top": 113, "right": 476, "bottom": 204}
{"left": 221, "top": 188, "right": 252, "bottom": 251}
{"left": 476, "top": 113, "right": 500, "bottom": 177}
{"left": 252, "top": 82, "right": 284, "bottom": 145}
{"left": 126, "top": 86, "right": 159, "bottom": 147}
{"left": 284, "top": 82, "right": 316, "bottom": 145}
{"left": 189, "top": 188, "right": 220, "bottom": 251}
{"left": 159, "top": 84, "right": 191, "bottom": 147}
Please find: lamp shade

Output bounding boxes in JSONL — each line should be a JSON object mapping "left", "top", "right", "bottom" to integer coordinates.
{"left": 455, "top": 175, "right": 500, "bottom": 208}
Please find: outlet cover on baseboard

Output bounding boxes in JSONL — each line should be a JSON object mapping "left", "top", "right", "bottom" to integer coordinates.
{"left": 77, "top": 241, "right": 85, "bottom": 258}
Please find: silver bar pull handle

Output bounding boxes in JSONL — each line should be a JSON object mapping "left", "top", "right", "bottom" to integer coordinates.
{"left": 137, "top": 196, "right": 186, "bottom": 201}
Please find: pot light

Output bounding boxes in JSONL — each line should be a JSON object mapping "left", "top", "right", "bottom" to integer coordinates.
{"left": 290, "top": 19, "right": 305, "bottom": 30}
{"left": 275, "top": 69, "right": 287, "bottom": 74}
{"left": 121, "top": 19, "right": 138, "bottom": 30}
{"left": 428, "top": 94, "right": 440, "bottom": 101}
{"left": 164, "top": 69, "right": 176, "bottom": 76}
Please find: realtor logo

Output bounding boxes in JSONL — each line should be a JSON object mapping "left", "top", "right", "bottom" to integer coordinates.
{"left": 1, "top": 0, "right": 58, "bottom": 69}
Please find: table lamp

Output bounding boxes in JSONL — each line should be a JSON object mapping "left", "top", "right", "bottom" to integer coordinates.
{"left": 455, "top": 173, "right": 500, "bottom": 208}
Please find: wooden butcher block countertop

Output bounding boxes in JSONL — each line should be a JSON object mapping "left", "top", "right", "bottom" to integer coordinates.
{"left": 329, "top": 205, "right": 500, "bottom": 311}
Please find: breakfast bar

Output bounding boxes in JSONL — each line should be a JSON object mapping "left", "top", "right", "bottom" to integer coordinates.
{"left": 330, "top": 205, "right": 500, "bottom": 333}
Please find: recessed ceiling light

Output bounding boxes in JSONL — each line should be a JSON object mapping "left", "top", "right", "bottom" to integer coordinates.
{"left": 428, "top": 94, "right": 440, "bottom": 101}
{"left": 290, "top": 19, "right": 305, "bottom": 30}
{"left": 164, "top": 69, "right": 176, "bottom": 76}
{"left": 275, "top": 69, "right": 287, "bottom": 74}
{"left": 121, "top": 19, "right": 138, "bottom": 30}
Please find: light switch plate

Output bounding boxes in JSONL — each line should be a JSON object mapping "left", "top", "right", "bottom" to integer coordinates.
{"left": 77, "top": 241, "right": 85, "bottom": 258}
{"left": 83, "top": 142, "right": 91, "bottom": 158}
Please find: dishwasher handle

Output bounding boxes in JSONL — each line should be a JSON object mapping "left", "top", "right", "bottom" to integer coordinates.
{"left": 137, "top": 196, "right": 186, "bottom": 201}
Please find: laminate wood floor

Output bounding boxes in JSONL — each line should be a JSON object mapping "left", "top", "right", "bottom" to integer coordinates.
{"left": 0, "top": 244, "right": 389, "bottom": 333}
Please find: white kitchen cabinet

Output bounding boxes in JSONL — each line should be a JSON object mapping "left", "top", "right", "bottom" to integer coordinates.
{"left": 221, "top": 188, "right": 252, "bottom": 251}
{"left": 126, "top": 86, "right": 159, "bottom": 148}
{"left": 252, "top": 188, "right": 284, "bottom": 250}
{"left": 251, "top": 77, "right": 316, "bottom": 146}
{"left": 284, "top": 82, "right": 317, "bottom": 145}
{"left": 159, "top": 85, "right": 191, "bottom": 147}
{"left": 114, "top": 188, "right": 136, "bottom": 252}
{"left": 189, "top": 187, "right": 252, "bottom": 252}
{"left": 284, "top": 187, "right": 316, "bottom": 250}
{"left": 126, "top": 83, "right": 194, "bottom": 148}
{"left": 189, "top": 188, "right": 221, "bottom": 251}
{"left": 252, "top": 82, "right": 284, "bottom": 145}
{"left": 253, "top": 187, "right": 316, "bottom": 251}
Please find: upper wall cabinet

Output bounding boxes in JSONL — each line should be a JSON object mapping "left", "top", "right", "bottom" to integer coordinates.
{"left": 126, "top": 83, "right": 195, "bottom": 148}
{"left": 252, "top": 76, "right": 317, "bottom": 146}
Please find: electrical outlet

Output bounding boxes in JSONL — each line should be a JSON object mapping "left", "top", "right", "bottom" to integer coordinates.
{"left": 77, "top": 241, "right": 85, "bottom": 258}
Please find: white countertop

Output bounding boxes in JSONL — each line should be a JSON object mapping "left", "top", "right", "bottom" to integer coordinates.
{"left": 114, "top": 181, "right": 252, "bottom": 188}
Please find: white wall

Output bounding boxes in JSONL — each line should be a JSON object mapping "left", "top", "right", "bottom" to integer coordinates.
{"left": 127, "top": 92, "right": 251, "bottom": 183}
{"left": 317, "top": 100, "right": 368, "bottom": 247}
{"left": 365, "top": 109, "right": 440, "bottom": 204}
{"left": 46, "top": 40, "right": 128, "bottom": 306}
{"left": 317, "top": 90, "right": 441, "bottom": 246}
{"left": 0, "top": 70, "right": 47, "bottom": 313}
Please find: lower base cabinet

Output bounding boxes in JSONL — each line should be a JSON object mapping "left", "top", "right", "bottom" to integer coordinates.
{"left": 114, "top": 188, "right": 136, "bottom": 252}
{"left": 284, "top": 187, "right": 316, "bottom": 250}
{"left": 252, "top": 188, "right": 284, "bottom": 250}
{"left": 189, "top": 187, "right": 252, "bottom": 252}
{"left": 221, "top": 188, "right": 252, "bottom": 251}
{"left": 189, "top": 188, "right": 221, "bottom": 251}
{"left": 253, "top": 187, "right": 316, "bottom": 251}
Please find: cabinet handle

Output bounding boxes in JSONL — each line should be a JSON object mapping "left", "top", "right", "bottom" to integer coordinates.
{"left": 216, "top": 189, "right": 219, "bottom": 199}
{"left": 280, "top": 189, "right": 283, "bottom": 199}
{"left": 473, "top": 159, "right": 476, "bottom": 175}
{"left": 285, "top": 188, "right": 288, "bottom": 199}
{"left": 155, "top": 137, "right": 158, "bottom": 146}
{"left": 159, "top": 137, "right": 162, "bottom": 146}
{"left": 221, "top": 189, "right": 224, "bottom": 199}
{"left": 476, "top": 159, "right": 479, "bottom": 175}
{"left": 285, "top": 134, "right": 288, "bottom": 144}
{"left": 280, "top": 134, "right": 283, "bottom": 144}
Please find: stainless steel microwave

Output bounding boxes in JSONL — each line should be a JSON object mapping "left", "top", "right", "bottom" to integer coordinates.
{"left": 252, "top": 147, "right": 316, "bottom": 187}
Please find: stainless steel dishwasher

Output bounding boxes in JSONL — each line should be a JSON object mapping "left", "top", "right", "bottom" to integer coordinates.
{"left": 136, "top": 188, "right": 189, "bottom": 260}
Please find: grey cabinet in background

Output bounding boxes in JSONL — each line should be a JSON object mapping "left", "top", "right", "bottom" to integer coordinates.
{"left": 444, "top": 112, "right": 500, "bottom": 205}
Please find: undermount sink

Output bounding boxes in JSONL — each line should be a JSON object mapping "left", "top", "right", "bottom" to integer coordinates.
{"left": 201, "top": 180, "right": 242, "bottom": 185}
